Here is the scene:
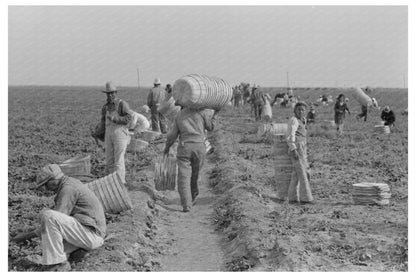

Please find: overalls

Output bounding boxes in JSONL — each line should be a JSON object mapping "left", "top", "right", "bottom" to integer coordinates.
{"left": 105, "top": 99, "right": 130, "bottom": 183}
{"left": 288, "top": 119, "right": 314, "bottom": 202}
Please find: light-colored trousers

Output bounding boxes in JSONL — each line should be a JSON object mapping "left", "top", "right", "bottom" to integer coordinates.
{"left": 287, "top": 142, "right": 314, "bottom": 202}
{"left": 176, "top": 142, "right": 206, "bottom": 210}
{"left": 105, "top": 123, "right": 130, "bottom": 183}
{"left": 38, "top": 209, "right": 104, "bottom": 265}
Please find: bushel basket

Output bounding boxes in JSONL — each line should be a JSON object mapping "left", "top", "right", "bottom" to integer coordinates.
{"left": 86, "top": 172, "right": 133, "bottom": 214}
{"left": 154, "top": 155, "right": 177, "bottom": 191}
{"left": 59, "top": 155, "right": 91, "bottom": 177}
{"left": 172, "top": 74, "right": 233, "bottom": 109}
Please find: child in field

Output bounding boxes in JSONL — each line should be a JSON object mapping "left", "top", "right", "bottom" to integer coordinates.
{"left": 334, "top": 94, "right": 350, "bottom": 134}
{"left": 281, "top": 101, "right": 314, "bottom": 204}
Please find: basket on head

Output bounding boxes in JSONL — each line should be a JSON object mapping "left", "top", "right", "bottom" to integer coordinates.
{"left": 86, "top": 172, "right": 132, "bottom": 214}
{"left": 154, "top": 155, "right": 177, "bottom": 191}
{"left": 59, "top": 155, "right": 91, "bottom": 177}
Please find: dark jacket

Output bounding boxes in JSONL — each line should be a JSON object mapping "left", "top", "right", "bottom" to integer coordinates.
{"left": 381, "top": 110, "right": 395, "bottom": 126}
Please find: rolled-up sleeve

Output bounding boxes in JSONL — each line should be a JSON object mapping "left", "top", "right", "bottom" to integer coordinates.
{"left": 286, "top": 117, "right": 299, "bottom": 152}
{"left": 112, "top": 100, "right": 133, "bottom": 125}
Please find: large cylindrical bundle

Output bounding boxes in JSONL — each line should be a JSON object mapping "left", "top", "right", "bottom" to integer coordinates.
{"left": 172, "top": 74, "right": 233, "bottom": 109}
{"left": 352, "top": 87, "right": 372, "bottom": 106}
{"left": 261, "top": 99, "right": 272, "bottom": 121}
{"left": 86, "top": 172, "right": 133, "bottom": 214}
{"left": 273, "top": 135, "right": 293, "bottom": 197}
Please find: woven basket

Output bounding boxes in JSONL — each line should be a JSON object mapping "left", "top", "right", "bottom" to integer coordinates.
{"left": 137, "top": 130, "right": 162, "bottom": 142}
{"left": 374, "top": 125, "right": 390, "bottom": 134}
{"left": 273, "top": 136, "right": 293, "bottom": 197}
{"left": 59, "top": 155, "right": 91, "bottom": 177}
{"left": 154, "top": 155, "right": 177, "bottom": 191}
{"left": 127, "top": 139, "right": 149, "bottom": 152}
{"left": 86, "top": 172, "right": 132, "bottom": 214}
{"left": 257, "top": 123, "right": 288, "bottom": 139}
{"left": 172, "top": 74, "right": 233, "bottom": 109}
{"left": 352, "top": 87, "right": 372, "bottom": 106}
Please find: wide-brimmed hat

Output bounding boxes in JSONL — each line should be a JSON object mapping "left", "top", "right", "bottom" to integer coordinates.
{"left": 36, "top": 164, "right": 64, "bottom": 187}
{"left": 102, "top": 81, "right": 117, "bottom": 93}
{"left": 154, "top": 78, "right": 161, "bottom": 85}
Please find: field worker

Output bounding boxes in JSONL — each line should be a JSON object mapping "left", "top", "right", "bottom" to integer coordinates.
{"left": 334, "top": 94, "right": 350, "bottom": 134}
{"left": 11, "top": 164, "right": 106, "bottom": 271}
{"left": 249, "top": 86, "right": 265, "bottom": 121}
{"left": 163, "top": 107, "right": 219, "bottom": 212}
{"left": 356, "top": 103, "right": 369, "bottom": 122}
{"left": 94, "top": 81, "right": 132, "bottom": 184}
{"left": 232, "top": 86, "right": 242, "bottom": 107}
{"left": 165, "top": 84, "right": 173, "bottom": 100}
{"left": 285, "top": 101, "right": 314, "bottom": 204}
{"left": 381, "top": 106, "right": 396, "bottom": 127}
{"left": 147, "top": 78, "right": 167, "bottom": 133}
{"left": 306, "top": 105, "right": 316, "bottom": 124}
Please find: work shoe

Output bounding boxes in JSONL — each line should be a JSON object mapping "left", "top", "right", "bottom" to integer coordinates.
{"left": 299, "top": 200, "right": 315, "bottom": 205}
{"left": 47, "top": 261, "right": 71, "bottom": 271}
{"left": 183, "top": 206, "right": 191, "bottom": 213}
{"left": 191, "top": 192, "right": 199, "bottom": 204}
{"left": 68, "top": 248, "right": 90, "bottom": 263}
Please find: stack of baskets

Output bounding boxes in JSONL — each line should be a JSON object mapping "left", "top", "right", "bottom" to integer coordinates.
{"left": 352, "top": 183, "right": 391, "bottom": 205}
{"left": 273, "top": 135, "right": 293, "bottom": 198}
{"left": 154, "top": 155, "right": 177, "bottom": 191}
{"left": 172, "top": 74, "right": 233, "bottom": 109}
{"left": 86, "top": 172, "right": 133, "bottom": 214}
{"left": 374, "top": 124, "right": 390, "bottom": 134}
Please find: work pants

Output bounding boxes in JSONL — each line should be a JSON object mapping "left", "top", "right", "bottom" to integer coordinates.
{"left": 151, "top": 107, "right": 167, "bottom": 133}
{"left": 176, "top": 142, "right": 206, "bottom": 210}
{"left": 288, "top": 142, "right": 314, "bottom": 202}
{"left": 253, "top": 103, "right": 263, "bottom": 121}
{"left": 38, "top": 210, "right": 103, "bottom": 265}
{"left": 105, "top": 121, "right": 130, "bottom": 183}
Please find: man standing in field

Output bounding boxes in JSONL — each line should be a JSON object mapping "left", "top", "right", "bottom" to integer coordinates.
{"left": 284, "top": 101, "right": 314, "bottom": 204}
{"left": 12, "top": 164, "right": 106, "bottom": 271}
{"left": 249, "top": 86, "right": 265, "bottom": 121}
{"left": 163, "top": 107, "right": 218, "bottom": 212}
{"left": 147, "top": 78, "right": 167, "bottom": 133}
{"left": 93, "top": 81, "right": 132, "bottom": 184}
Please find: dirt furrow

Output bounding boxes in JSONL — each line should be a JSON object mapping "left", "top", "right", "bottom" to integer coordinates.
{"left": 153, "top": 155, "right": 226, "bottom": 271}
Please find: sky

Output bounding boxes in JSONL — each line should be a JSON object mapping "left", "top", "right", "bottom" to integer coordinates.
{"left": 8, "top": 5, "right": 407, "bottom": 88}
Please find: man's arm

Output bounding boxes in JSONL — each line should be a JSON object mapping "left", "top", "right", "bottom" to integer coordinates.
{"left": 111, "top": 100, "right": 133, "bottom": 125}
{"left": 164, "top": 120, "right": 179, "bottom": 155}
{"left": 53, "top": 186, "right": 77, "bottom": 215}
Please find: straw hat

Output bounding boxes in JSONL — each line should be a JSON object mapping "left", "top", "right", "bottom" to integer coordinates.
{"left": 37, "top": 164, "right": 64, "bottom": 187}
{"left": 102, "top": 81, "right": 117, "bottom": 93}
{"left": 154, "top": 78, "right": 161, "bottom": 85}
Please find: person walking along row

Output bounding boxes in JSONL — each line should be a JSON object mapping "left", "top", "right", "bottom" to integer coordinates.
{"left": 163, "top": 107, "right": 218, "bottom": 212}
{"left": 147, "top": 78, "right": 167, "bottom": 133}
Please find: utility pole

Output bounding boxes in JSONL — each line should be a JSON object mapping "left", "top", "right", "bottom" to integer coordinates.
{"left": 286, "top": 71, "right": 290, "bottom": 88}
{"left": 137, "top": 68, "right": 140, "bottom": 90}
{"left": 403, "top": 74, "right": 407, "bottom": 88}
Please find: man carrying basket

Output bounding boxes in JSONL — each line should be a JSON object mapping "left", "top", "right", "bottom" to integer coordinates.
{"left": 163, "top": 107, "right": 218, "bottom": 212}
